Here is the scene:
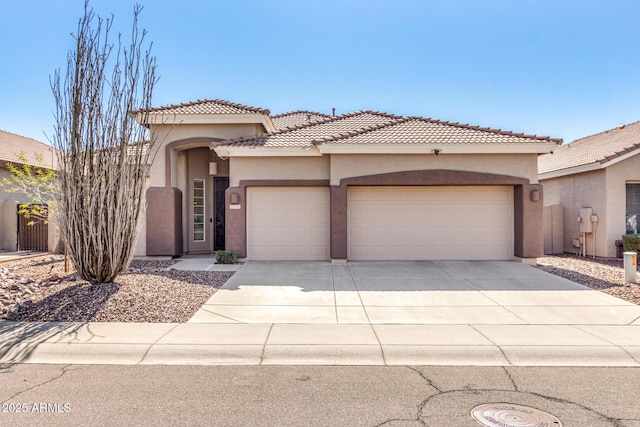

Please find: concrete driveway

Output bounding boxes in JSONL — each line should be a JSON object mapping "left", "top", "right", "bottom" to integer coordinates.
{"left": 181, "top": 260, "right": 640, "bottom": 366}
{"left": 190, "top": 260, "right": 640, "bottom": 325}
{"left": 3, "top": 260, "right": 639, "bottom": 366}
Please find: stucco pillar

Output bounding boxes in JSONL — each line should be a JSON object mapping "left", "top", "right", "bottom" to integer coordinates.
{"left": 330, "top": 185, "right": 348, "bottom": 259}
{"left": 2, "top": 200, "right": 18, "bottom": 251}
{"left": 145, "top": 187, "right": 183, "bottom": 256}
{"left": 514, "top": 183, "right": 544, "bottom": 258}
{"left": 225, "top": 186, "right": 246, "bottom": 257}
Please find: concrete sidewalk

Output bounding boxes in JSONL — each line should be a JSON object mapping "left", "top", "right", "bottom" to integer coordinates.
{"left": 1, "top": 260, "right": 639, "bottom": 366}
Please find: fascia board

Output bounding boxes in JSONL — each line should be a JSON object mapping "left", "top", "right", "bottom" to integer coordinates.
{"left": 316, "top": 142, "right": 558, "bottom": 155}
{"left": 213, "top": 146, "right": 322, "bottom": 157}
{"left": 538, "top": 163, "right": 602, "bottom": 180}
{"left": 600, "top": 147, "right": 640, "bottom": 168}
{"left": 141, "top": 113, "right": 274, "bottom": 129}
{"left": 538, "top": 148, "right": 640, "bottom": 180}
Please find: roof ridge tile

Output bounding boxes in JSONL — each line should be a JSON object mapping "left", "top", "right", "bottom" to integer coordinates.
{"left": 146, "top": 98, "right": 271, "bottom": 115}
{"left": 271, "top": 110, "right": 331, "bottom": 119}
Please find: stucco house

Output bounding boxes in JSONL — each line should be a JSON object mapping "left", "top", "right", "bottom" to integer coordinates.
{"left": 0, "top": 130, "right": 56, "bottom": 252}
{"left": 135, "top": 99, "right": 560, "bottom": 262}
{"left": 539, "top": 121, "right": 640, "bottom": 257}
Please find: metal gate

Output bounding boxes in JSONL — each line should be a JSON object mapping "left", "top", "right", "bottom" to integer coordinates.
{"left": 17, "top": 204, "right": 48, "bottom": 251}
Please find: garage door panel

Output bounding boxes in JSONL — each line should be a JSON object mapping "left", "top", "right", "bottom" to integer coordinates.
{"left": 247, "top": 187, "right": 330, "bottom": 260}
{"left": 348, "top": 186, "right": 513, "bottom": 261}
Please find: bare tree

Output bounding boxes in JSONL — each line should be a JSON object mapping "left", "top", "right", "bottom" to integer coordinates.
{"left": 50, "top": 1, "right": 157, "bottom": 283}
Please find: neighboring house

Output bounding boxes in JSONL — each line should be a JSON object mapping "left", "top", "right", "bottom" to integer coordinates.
{"left": 0, "top": 130, "right": 56, "bottom": 252}
{"left": 135, "top": 99, "right": 560, "bottom": 262}
{"left": 539, "top": 121, "right": 640, "bottom": 257}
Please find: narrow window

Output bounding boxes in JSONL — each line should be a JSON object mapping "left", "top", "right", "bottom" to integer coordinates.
{"left": 193, "top": 179, "right": 205, "bottom": 241}
{"left": 626, "top": 183, "right": 640, "bottom": 234}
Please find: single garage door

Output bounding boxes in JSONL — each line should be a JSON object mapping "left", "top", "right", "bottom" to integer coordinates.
{"left": 348, "top": 186, "right": 513, "bottom": 260}
{"left": 247, "top": 187, "right": 330, "bottom": 260}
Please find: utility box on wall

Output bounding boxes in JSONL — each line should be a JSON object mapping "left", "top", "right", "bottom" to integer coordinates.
{"left": 578, "top": 207, "right": 593, "bottom": 233}
{"left": 543, "top": 204, "right": 564, "bottom": 255}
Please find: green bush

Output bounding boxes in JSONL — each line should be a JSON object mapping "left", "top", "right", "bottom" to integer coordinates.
{"left": 622, "top": 234, "right": 640, "bottom": 254}
{"left": 215, "top": 250, "right": 238, "bottom": 264}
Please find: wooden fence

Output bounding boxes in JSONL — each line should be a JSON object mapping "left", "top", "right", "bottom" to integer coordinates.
{"left": 17, "top": 205, "right": 48, "bottom": 251}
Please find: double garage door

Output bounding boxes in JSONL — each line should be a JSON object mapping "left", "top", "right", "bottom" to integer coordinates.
{"left": 247, "top": 186, "right": 513, "bottom": 261}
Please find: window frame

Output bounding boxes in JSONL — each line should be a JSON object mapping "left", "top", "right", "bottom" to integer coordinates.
{"left": 193, "top": 179, "right": 206, "bottom": 242}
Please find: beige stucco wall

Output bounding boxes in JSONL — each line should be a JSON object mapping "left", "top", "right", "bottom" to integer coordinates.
{"left": 330, "top": 153, "right": 539, "bottom": 186}
{"left": 229, "top": 156, "right": 330, "bottom": 187}
{"left": 148, "top": 123, "right": 262, "bottom": 188}
{"left": 541, "top": 155, "right": 640, "bottom": 258}
{"left": 541, "top": 170, "right": 608, "bottom": 256}
{"left": 136, "top": 123, "right": 258, "bottom": 256}
{"left": 605, "top": 155, "right": 640, "bottom": 252}
{"left": 0, "top": 168, "right": 30, "bottom": 251}
{"left": 229, "top": 153, "right": 538, "bottom": 188}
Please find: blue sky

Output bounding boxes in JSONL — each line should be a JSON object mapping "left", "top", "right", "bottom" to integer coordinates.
{"left": 1, "top": 0, "right": 639, "bottom": 145}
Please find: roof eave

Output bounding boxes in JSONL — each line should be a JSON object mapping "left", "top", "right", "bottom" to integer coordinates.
{"left": 213, "top": 146, "right": 322, "bottom": 157}
{"left": 539, "top": 146, "right": 640, "bottom": 180}
{"left": 538, "top": 163, "right": 602, "bottom": 180}
{"left": 316, "top": 142, "right": 559, "bottom": 155}
{"left": 137, "top": 112, "right": 276, "bottom": 132}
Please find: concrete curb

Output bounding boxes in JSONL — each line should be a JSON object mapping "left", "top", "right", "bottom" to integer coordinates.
{"left": 1, "top": 321, "right": 639, "bottom": 367}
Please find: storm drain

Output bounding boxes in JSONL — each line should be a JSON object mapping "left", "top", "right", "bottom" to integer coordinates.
{"left": 471, "top": 403, "right": 562, "bottom": 427}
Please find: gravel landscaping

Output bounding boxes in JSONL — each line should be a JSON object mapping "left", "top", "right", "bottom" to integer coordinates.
{"left": 0, "top": 255, "right": 233, "bottom": 323}
{"left": 536, "top": 254, "right": 640, "bottom": 305}
{"left": 1, "top": 253, "right": 638, "bottom": 323}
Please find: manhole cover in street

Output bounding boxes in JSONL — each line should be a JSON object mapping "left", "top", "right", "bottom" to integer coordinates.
{"left": 471, "top": 403, "right": 562, "bottom": 427}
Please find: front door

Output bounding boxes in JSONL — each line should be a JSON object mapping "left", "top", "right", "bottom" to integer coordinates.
{"left": 214, "top": 177, "right": 229, "bottom": 250}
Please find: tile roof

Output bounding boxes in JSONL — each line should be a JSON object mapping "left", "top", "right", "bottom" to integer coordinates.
{"left": 0, "top": 130, "right": 56, "bottom": 168}
{"left": 538, "top": 120, "right": 640, "bottom": 174}
{"left": 271, "top": 110, "right": 332, "bottom": 130}
{"left": 145, "top": 99, "right": 270, "bottom": 116}
{"left": 224, "top": 111, "right": 402, "bottom": 147}
{"left": 313, "top": 116, "right": 561, "bottom": 146}
{"left": 224, "top": 112, "right": 560, "bottom": 148}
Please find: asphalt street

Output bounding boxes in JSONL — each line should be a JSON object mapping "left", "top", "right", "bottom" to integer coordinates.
{"left": 1, "top": 364, "right": 639, "bottom": 426}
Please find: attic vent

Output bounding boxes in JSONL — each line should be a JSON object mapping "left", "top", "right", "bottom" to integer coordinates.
{"left": 306, "top": 114, "right": 312, "bottom": 121}
{"left": 618, "top": 125, "right": 625, "bottom": 129}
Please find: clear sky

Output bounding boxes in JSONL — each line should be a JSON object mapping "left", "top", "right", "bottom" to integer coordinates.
{"left": 1, "top": 0, "right": 639, "bottom": 145}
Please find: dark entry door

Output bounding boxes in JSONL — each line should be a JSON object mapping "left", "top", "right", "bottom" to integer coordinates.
{"left": 213, "top": 177, "right": 229, "bottom": 250}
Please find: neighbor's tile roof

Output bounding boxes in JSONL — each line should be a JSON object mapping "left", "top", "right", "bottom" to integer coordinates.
{"left": 538, "top": 120, "right": 640, "bottom": 174}
{"left": 314, "top": 116, "right": 561, "bottom": 146}
{"left": 0, "top": 130, "right": 56, "bottom": 168}
{"left": 271, "top": 110, "right": 332, "bottom": 130}
{"left": 224, "top": 112, "right": 560, "bottom": 148}
{"left": 145, "top": 99, "right": 271, "bottom": 116}
{"left": 224, "top": 111, "right": 402, "bottom": 147}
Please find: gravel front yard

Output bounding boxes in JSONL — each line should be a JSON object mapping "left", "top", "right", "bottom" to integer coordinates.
{"left": 0, "top": 255, "right": 233, "bottom": 323}
{"left": 536, "top": 254, "right": 640, "bottom": 305}
{"left": 1, "top": 254, "right": 638, "bottom": 323}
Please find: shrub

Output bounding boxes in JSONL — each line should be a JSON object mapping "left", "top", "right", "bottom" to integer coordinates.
{"left": 622, "top": 234, "right": 640, "bottom": 254}
{"left": 215, "top": 250, "right": 238, "bottom": 264}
